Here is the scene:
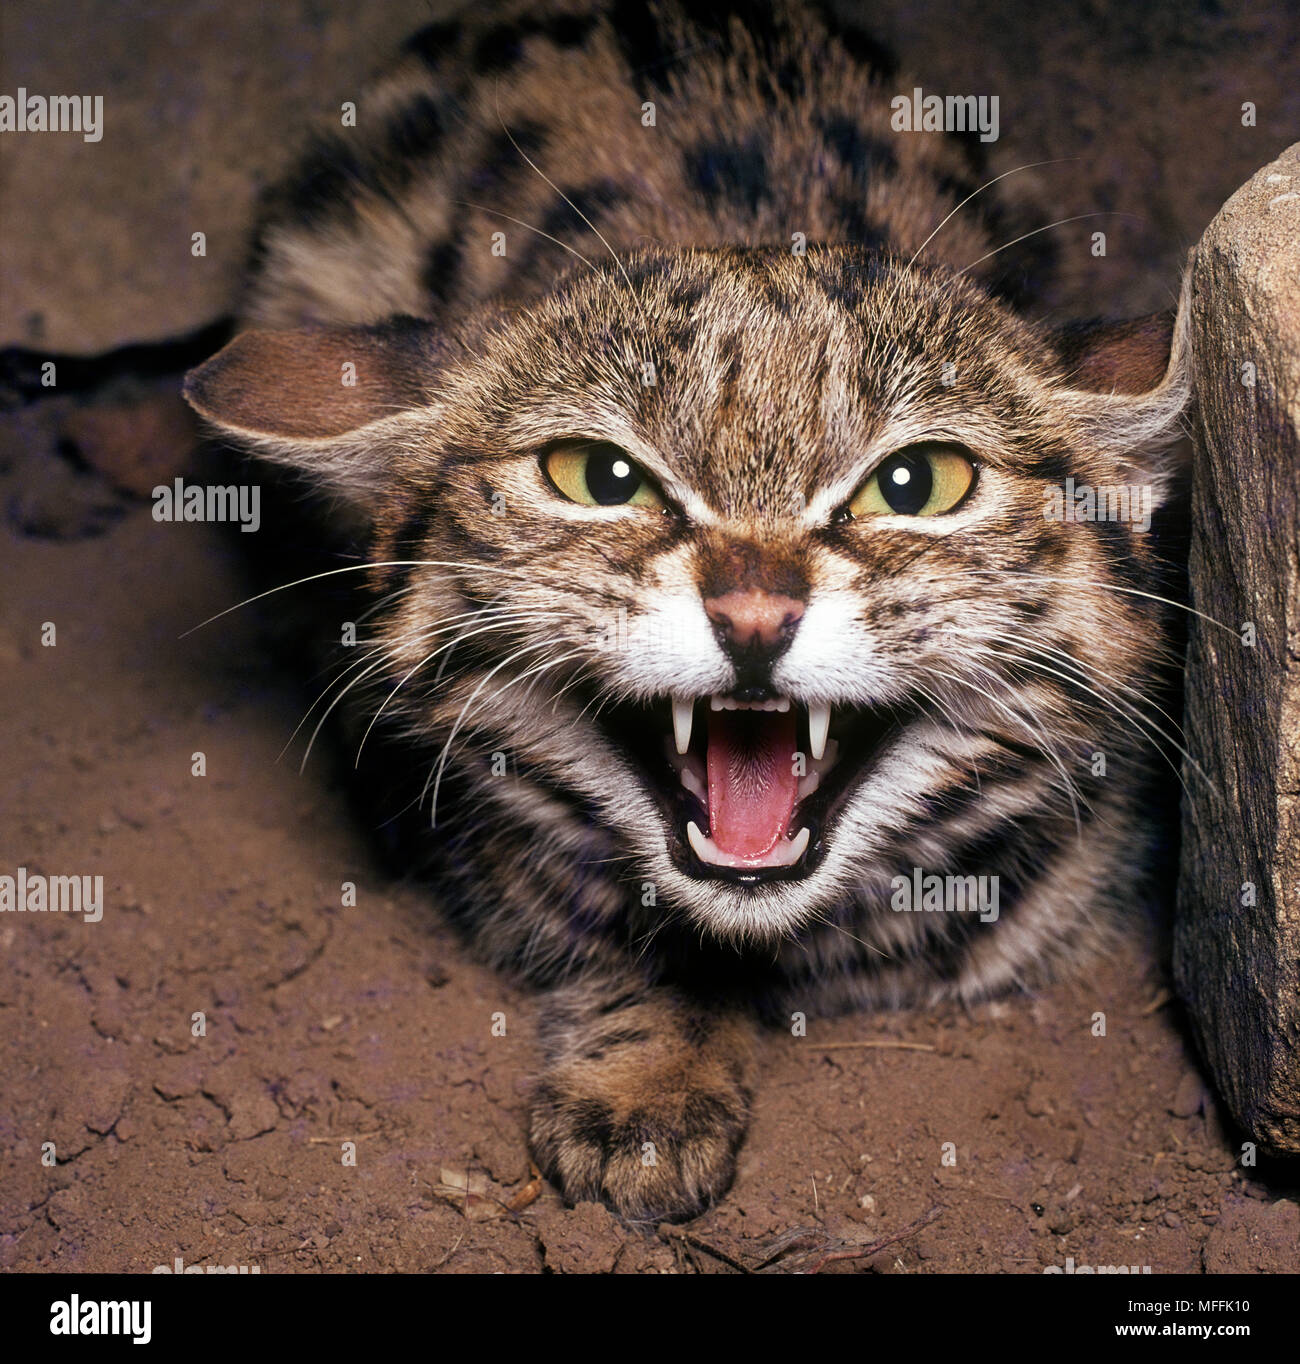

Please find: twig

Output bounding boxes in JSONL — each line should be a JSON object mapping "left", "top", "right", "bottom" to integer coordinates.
{"left": 430, "top": 1233, "right": 464, "bottom": 1271}
{"left": 657, "top": 1225, "right": 753, "bottom": 1274}
{"left": 755, "top": 1204, "right": 945, "bottom": 1275}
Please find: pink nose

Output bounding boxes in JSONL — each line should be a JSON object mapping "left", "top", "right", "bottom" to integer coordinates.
{"left": 703, "top": 590, "right": 805, "bottom": 650}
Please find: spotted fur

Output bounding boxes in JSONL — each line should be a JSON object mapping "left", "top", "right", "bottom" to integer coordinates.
{"left": 186, "top": 0, "right": 1191, "bottom": 1221}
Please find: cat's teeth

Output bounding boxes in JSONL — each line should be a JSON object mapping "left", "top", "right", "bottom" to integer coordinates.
{"left": 672, "top": 695, "right": 694, "bottom": 754}
{"left": 708, "top": 695, "right": 792, "bottom": 713}
{"left": 784, "top": 826, "right": 811, "bottom": 861}
{"left": 808, "top": 702, "right": 831, "bottom": 761}
{"left": 686, "top": 821, "right": 811, "bottom": 868}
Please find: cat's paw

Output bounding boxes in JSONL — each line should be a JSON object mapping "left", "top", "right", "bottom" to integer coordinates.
{"left": 529, "top": 1012, "right": 754, "bottom": 1223}
{"left": 530, "top": 1075, "right": 748, "bottom": 1223}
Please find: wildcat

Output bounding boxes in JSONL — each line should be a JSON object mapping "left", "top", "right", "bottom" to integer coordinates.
{"left": 185, "top": 0, "right": 1190, "bottom": 1221}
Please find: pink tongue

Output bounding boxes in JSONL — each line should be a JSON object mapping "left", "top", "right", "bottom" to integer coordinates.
{"left": 706, "top": 709, "right": 799, "bottom": 859}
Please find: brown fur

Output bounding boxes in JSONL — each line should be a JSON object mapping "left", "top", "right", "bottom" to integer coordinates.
{"left": 185, "top": 0, "right": 1191, "bottom": 1221}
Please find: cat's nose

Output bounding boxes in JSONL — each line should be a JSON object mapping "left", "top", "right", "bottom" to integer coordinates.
{"left": 704, "top": 590, "right": 805, "bottom": 654}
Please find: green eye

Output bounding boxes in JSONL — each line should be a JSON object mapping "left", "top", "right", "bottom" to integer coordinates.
{"left": 847, "top": 443, "right": 977, "bottom": 518}
{"left": 543, "top": 441, "right": 663, "bottom": 509}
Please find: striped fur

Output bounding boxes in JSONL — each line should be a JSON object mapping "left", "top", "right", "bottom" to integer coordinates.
{"left": 187, "top": 0, "right": 1191, "bottom": 1220}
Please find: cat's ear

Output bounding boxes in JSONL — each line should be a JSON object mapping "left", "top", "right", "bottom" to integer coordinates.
{"left": 1052, "top": 312, "right": 1176, "bottom": 395}
{"left": 1051, "top": 274, "right": 1193, "bottom": 507}
{"left": 183, "top": 317, "right": 439, "bottom": 498}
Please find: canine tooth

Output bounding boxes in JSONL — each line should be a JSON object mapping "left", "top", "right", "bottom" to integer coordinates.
{"left": 672, "top": 695, "right": 694, "bottom": 754}
{"left": 687, "top": 820, "right": 712, "bottom": 860}
{"left": 808, "top": 701, "right": 831, "bottom": 760}
{"left": 785, "top": 826, "right": 811, "bottom": 861}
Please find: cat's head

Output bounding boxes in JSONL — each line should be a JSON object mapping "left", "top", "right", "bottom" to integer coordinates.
{"left": 186, "top": 245, "right": 1189, "bottom": 944}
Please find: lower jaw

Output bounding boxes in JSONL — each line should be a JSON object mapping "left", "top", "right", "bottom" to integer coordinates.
{"left": 666, "top": 726, "right": 902, "bottom": 887}
{"left": 670, "top": 817, "right": 827, "bottom": 885}
{"left": 592, "top": 696, "right": 907, "bottom": 889}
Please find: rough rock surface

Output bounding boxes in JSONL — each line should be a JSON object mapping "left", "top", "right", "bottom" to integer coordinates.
{"left": 1176, "top": 141, "right": 1300, "bottom": 1156}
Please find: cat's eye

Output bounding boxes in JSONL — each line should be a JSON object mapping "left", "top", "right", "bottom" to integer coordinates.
{"left": 845, "top": 442, "right": 977, "bottom": 518}
{"left": 543, "top": 441, "right": 663, "bottom": 509}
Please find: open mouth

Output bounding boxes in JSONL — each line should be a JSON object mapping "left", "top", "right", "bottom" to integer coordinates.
{"left": 598, "top": 691, "right": 903, "bottom": 884}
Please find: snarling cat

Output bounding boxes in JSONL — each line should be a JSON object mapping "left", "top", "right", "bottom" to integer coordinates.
{"left": 185, "top": 0, "right": 1191, "bottom": 1221}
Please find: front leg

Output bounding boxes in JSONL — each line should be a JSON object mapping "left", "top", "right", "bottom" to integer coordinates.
{"left": 529, "top": 976, "right": 758, "bottom": 1223}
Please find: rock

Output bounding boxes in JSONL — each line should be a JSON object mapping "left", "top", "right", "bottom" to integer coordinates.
{"left": 82, "top": 1066, "right": 133, "bottom": 1135}
{"left": 1024, "top": 1080, "right": 1054, "bottom": 1117}
{"left": 1168, "top": 1069, "right": 1207, "bottom": 1119}
{"left": 1175, "top": 142, "right": 1300, "bottom": 1156}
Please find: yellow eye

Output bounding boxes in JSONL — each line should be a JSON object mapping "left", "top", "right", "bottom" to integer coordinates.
{"left": 847, "top": 443, "right": 977, "bottom": 518}
{"left": 543, "top": 441, "right": 663, "bottom": 509}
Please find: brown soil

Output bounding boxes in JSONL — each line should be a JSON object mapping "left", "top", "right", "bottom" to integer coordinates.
{"left": 2, "top": 459, "right": 1298, "bottom": 1274}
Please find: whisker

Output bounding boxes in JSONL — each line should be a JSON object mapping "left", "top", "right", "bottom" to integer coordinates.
{"left": 954, "top": 213, "right": 1142, "bottom": 280}
{"left": 940, "top": 569, "right": 1240, "bottom": 636}
{"left": 447, "top": 198, "right": 605, "bottom": 276}
{"left": 974, "top": 639, "right": 1222, "bottom": 808}
{"left": 905, "top": 157, "right": 1080, "bottom": 271}
{"left": 298, "top": 649, "right": 399, "bottom": 773}
{"left": 352, "top": 611, "right": 570, "bottom": 766}
{"left": 427, "top": 646, "right": 587, "bottom": 828}
{"left": 493, "top": 84, "right": 655, "bottom": 368}
{"left": 180, "top": 559, "right": 549, "bottom": 638}
{"left": 921, "top": 662, "right": 1087, "bottom": 836}
{"left": 424, "top": 639, "right": 571, "bottom": 826}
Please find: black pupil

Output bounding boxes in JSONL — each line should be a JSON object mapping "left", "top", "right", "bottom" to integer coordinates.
{"left": 584, "top": 444, "right": 642, "bottom": 504}
{"left": 878, "top": 452, "right": 933, "bottom": 514}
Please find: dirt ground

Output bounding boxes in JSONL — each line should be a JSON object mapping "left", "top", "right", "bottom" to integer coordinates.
{"left": 2, "top": 486, "right": 1299, "bottom": 1274}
